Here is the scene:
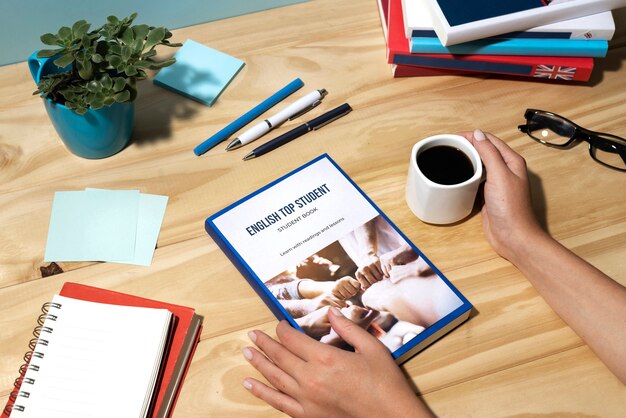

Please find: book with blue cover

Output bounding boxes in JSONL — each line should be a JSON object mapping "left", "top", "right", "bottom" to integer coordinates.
{"left": 409, "top": 37, "right": 608, "bottom": 57}
{"left": 423, "top": 0, "right": 626, "bottom": 45}
{"left": 204, "top": 155, "right": 472, "bottom": 364}
{"left": 153, "top": 39, "right": 245, "bottom": 106}
{"left": 402, "top": 0, "right": 616, "bottom": 40}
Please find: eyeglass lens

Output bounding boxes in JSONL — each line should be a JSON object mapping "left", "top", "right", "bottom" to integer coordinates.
{"left": 589, "top": 133, "right": 626, "bottom": 169}
{"left": 526, "top": 112, "right": 575, "bottom": 146}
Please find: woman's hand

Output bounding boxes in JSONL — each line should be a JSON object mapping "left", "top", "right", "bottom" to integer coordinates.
{"left": 458, "top": 129, "right": 545, "bottom": 262}
{"left": 242, "top": 308, "right": 432, "bottom": 418}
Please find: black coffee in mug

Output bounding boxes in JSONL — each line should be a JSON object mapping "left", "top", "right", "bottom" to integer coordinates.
{"left": 416, "top": 145, "right": 475, "bottom": 185}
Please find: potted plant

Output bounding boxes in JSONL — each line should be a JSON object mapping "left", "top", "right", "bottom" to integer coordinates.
{"left": 28, "top": 13, "right": 181, "bottom": 158}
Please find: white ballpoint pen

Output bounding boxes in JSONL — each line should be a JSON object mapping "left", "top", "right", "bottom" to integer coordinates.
{"left": 226, "top": 88, "right": 328, "bottom": 151}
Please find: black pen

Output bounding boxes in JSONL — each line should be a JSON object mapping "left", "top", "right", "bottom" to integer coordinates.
{"left": 243, "top": 103, "right": 352, "bottom": 160}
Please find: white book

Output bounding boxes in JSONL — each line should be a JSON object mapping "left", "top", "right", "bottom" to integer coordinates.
{"left": 403, "top": 0, "right": 615, "bottom": 40}
{"left": 422, "top": 0, "right": 625, "bottom": 45}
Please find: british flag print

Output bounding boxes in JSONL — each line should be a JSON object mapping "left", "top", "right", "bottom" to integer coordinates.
{"left": 533, "top": 65, "right": 577, "bottom": 80}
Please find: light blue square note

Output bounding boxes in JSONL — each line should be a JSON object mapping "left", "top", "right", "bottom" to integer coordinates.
{"left": 44, "top": 190, "right": 140, "bottom": 262}
{"left": 153, "top": 39, "right": 245, "bottom": 106}
{"left": 85, "top": 189, "right": 169, "bottom": 266}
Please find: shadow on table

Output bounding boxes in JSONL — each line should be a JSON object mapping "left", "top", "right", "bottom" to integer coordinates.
{"left": 131, "top": 62, "right": 217, "bottom": 146}
{"left": 528, "top": 169, "right": 548, "bottom": 234}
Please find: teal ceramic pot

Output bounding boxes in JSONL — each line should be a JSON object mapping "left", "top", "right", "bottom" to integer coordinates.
{"left": 28, "top": 52, "right": 134, "bottom": 159}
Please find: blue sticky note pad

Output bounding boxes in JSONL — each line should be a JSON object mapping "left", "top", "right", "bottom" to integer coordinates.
{"left": 44, "top": 190, "right": 140, "bottom": 262}
{"left": 153, "top": 39, "right": 245, "bottom": 106}
{"left": 87, "top": 190, "right": 168, "bottom": 266}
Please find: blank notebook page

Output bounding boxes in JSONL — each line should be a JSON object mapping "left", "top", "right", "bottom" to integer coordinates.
{"left": 13, "top": 295, "right": 172, "bottom": 418}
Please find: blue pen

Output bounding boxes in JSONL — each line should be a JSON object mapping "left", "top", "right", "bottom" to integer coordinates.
{"left": 193, "top": 78, "right": 305, "bottom": 156}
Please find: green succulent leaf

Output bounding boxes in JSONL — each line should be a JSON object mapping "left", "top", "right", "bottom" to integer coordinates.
{"left": 72, "top": 20, "right": 90, "bottom": 38}
{"left": 113, "top": 77, "right": 126, "bottom": 92}
{"left": 81, "top": 34, "right": 92, "bottom": 49}
{"left": 114, "top": 90, "right": 131, "bottom": 102}
{"left": 37, "top": 49, "right": 61, "bottom": 58}
{"left": 86, "top": 80, "right": 99, "bottom": 93}
{"left": 124, "top": 65, "right": 138, "bottom": 76}
{"left": 40, "top": 33, "right": 59, "bottom": 46}
{"left": 58, "top": 26, "right": 72, "bottom": 41}
{"left": 108, "top": 55, "right": 122, "bottom": 68}
{"left": 141, "top": 49, "right": 157, "bottom": 59}
{"left": 77, "top": 59, "right": 93, "bottom": 79}
{"left": 149, "top": 57, "right": 176, "bottom": 69}
{"left": 162, "top": 41, "right": 183, "bottom": 48}
{"left": 120, "top": 27, "right": 134, "bottom": 44}
{"left": 144, "top": 27, "right": 166, "bottom": 50}
{"left": 100, "top": 74, "right": 113, "bottom": 89}
{"left": 132, "top": 24, "right": 150, "bottom": 41}
{"left": 53, "top": 53, "right": 74, "bottom": 69}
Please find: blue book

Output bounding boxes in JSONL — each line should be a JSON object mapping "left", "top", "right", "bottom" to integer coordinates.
{"left": 205, "top": 155, "right": 472, "bottom": 364}
{"left": 410, "top": 37, "right": 608, "bottom": 57}
{"left": 153, "top": 39, "right": 245, "bottom": 106}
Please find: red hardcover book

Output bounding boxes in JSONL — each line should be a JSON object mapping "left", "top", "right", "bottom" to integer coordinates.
{"left": 2, "top": 283, "right": 202, "bottom": 418}
{"left": 387, "top": 0, "right": 594, "bottom": 81}
{"left": 377, "top": 0, "right": 468, "bottom": 77}
{"left": 59, "top": 283, "right": 202, "bottom": 418}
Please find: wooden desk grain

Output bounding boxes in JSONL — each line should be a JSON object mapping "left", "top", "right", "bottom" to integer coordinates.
{"left": 1, "top": 0, "right": 625, "bottom": 416}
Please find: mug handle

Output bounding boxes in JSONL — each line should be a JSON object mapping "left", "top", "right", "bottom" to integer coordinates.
{"left": 28, "top": 51, "right": 47, "bottom": 83}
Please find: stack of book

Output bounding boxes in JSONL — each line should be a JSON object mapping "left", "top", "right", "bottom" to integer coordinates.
{"left": 379, "top": 0, "right": 622, "bottom": 82}
{"left": 3, "top": 283, "right": 202, "bottom": 418}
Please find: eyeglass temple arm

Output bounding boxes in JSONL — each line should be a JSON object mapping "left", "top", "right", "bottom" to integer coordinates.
{"left": 518, "top": 124, "right": 528, "bottom": 133}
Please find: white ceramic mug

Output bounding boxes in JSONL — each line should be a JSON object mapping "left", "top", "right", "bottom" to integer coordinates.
{"left": 405, "top": 134, "right": 483, "bottom": 224}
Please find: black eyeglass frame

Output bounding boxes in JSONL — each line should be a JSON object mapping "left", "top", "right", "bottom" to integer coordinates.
{"left": 518, "top": 108, "right": 626, "bottom": 172}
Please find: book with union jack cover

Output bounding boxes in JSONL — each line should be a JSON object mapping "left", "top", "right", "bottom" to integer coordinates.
{"left": 424, "top": 0, "right": 626, "bottom": 46}
{"left": 387, "top": 0, "right": 594, "bottom": 81}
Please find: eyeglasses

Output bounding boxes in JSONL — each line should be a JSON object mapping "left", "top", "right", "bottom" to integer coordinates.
{"left": 518, "top": 109, "right": 626, "bottom": 172}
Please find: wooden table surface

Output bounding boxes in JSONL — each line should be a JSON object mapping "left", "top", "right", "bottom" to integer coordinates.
{"left": 1, "top": 0, "right": 625, "bottom": 416}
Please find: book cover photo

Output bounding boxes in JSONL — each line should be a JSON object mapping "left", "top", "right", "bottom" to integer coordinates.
{"left": 205, "top": 155, "right": 472, "bottom": 363}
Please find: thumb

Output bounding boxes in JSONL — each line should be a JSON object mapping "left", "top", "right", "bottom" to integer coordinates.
{"left": 328, "top": 307, "right": 386, "bottom": 356}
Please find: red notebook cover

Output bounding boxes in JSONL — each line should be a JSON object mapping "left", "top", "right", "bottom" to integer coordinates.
{"left": 387, "top": 0, "right": 594, "bottom": 81}
{"left": 57, "top": 282, "right": 201, "bottom": 418}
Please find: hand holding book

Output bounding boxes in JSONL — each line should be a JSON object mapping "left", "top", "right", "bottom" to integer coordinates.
{"left": 243, "top": 315, "right": 433, "bottom": 418}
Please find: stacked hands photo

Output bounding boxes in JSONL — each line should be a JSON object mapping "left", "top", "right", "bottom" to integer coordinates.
{"left": 264, "top": 215, "right": 463, "bottom": 353}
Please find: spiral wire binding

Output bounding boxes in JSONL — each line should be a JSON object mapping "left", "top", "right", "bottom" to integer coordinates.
{"left": 4, "top": 302, "right": 61, "bottom": 415}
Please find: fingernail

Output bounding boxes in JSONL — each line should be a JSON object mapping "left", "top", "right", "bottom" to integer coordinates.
{"left": 248, "top": 330, "right": 257, "bottom": 343}
{"left": 474, "top": 129, "right": 486, "bottom": 141}
{"left": 242, "top": 379, "right": 253, "bottom": 391}
{"left": 242, "top": 346, "right": 253, "bottom": 361}
{"left": 329, "top": 306, "right": 341, "bottom": 316}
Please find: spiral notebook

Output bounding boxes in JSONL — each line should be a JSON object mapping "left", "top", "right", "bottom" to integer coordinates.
{"left": 3, "top": 283, "right": 202, "bottom": 418}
